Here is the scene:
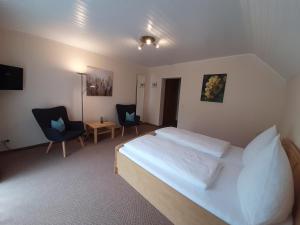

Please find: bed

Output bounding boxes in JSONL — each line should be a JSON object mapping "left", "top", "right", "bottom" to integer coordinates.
{"left": 114, "top": 132, "right": 300, "bottom": 225}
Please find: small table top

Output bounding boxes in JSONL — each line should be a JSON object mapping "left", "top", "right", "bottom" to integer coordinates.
{"left": 86, "top": 121, "right": 116, "bottom": 129}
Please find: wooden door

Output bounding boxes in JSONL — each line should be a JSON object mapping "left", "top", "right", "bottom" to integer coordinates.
{"left": 162, "top": 78, "right": 181, "bottom": 127}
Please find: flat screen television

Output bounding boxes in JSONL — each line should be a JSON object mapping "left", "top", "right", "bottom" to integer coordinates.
{"left": 0, "top": 64, "right": 23, "bottom": 90}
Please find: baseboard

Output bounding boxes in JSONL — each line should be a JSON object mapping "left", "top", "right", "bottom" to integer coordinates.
{"left": 0, "top": 124, "right": 156, "bottom": 153}
{"left": 140, "top": 122, "right": 159, "bottom": 127}
{"left": 0, "top": 142, "right": 49, "bottom": 153}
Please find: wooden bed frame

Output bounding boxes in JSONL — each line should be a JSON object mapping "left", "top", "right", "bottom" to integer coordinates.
{"left": 114, "top": 133, "right": 300, "bottom": 225}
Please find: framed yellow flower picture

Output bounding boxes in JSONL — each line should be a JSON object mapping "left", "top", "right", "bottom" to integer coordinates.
{"left": 200, "top": 74, "right": 227, "bottom": 103}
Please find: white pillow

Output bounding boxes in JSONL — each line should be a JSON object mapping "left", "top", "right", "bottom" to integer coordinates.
{"left": 237, "top": 135, "right": 294, "bottom": 225}
{"left": 243, "top": 125, "right": 277, "bottom": 165}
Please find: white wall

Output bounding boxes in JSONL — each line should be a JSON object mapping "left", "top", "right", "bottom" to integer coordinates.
{"left": 144, "top": 54, "right": 286, "bottom": 147}
{"left": 0, "top": 29, "right": 290, "bottom": 150}
{"left": 0, "top": 29, "right": 146, "bottom": 150}
{"left": 280, "top": 76, "right": 300, "bottom": 147}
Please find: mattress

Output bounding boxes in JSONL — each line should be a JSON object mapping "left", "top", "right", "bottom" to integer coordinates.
{"left": 120, "top": 143, "right": 293, "bottom": 225}
{"left": 123, "top": 134, "right": 222, "bottom": 189}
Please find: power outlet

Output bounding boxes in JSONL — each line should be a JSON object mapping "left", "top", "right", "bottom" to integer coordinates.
{"left": 0, "top": 139, "right": 10, "bottom": 150}
{"left": 1, "top": 139, "right": 10, "bottom": 144}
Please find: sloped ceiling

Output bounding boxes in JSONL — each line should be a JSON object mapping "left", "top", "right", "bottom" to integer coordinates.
{"left": 0, "top": 0, "right": 247, "bottom": 67}
{"left": 240, "top": 0, "right": 300, "bottom": 78}
{"left": 0, "top": 0, "right": 299, "bottom": 78}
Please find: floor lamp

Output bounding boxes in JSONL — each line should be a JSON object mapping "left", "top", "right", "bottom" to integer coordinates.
{"left": 76, "top": 72, "right": 96, "bottom": 123}
{"left": 76, "top": 72, "right": 87, "bottom": 122}
{"left": 77, "top": 72, "right": 95, "bottom": 141}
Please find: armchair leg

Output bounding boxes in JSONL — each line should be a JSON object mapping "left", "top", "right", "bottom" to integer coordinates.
{"left": 122, "top": 126, "right": 125, "bottom": 137}
{"left": 135, "top": 126, "right": 139, "bottom": 136}
{"left": 79, "top": 136, "right": 84, "bottom": 148}
{"left": 46, "top": 141, "right": 53, "bottom": 153}
{"left": 62, "top": 141, "right": 66, "bottom": 158}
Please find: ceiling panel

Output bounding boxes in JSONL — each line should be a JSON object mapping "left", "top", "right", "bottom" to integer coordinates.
{"left": 0, "top": 0, "right": 247, "bottom": 67}
{"left": 1, "top": 0, "right": 299, "bottom": 79}
{"left": 240, "top": 0, "right": 300, "bottom": 78}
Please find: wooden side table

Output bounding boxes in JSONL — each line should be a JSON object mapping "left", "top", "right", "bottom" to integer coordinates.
{"left": 85, "top": 121, "right": 116, "bottom": 144}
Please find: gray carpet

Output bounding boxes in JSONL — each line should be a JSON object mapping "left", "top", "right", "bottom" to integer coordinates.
{"left": 0, "top": 125, "right": 173, "bottom": 225}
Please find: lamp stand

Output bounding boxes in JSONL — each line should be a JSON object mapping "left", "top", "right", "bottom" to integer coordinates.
{"left": 81, "top": 74, "right": 84, "bottom": 122}
{"left": 77, "top": 72, "right": 90, "bottom": 141}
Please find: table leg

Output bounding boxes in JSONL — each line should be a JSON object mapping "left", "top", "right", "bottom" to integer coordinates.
{"left": 94, "top": 128, "right": 98, "bottom": 144}
{"left": 111, "top": 127, "right": 115, "bottom": 139}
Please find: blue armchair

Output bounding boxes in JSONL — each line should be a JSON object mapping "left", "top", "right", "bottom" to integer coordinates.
{"left": 116, "top": 104, "right": 140, "bottom": 136}
{"left": 32, "top": 106, "right": 85, "bottom": 157}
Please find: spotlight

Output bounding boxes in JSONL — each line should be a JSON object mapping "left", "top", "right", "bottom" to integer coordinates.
{"left": 146, "top": 38, "right": 152, "bottom": 45}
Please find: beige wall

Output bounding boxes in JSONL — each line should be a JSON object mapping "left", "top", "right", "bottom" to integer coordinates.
{"left": 280, "top": 76, "right": 300, "bottom": 147}
{"left": 0, "top": 29, "right": 146, "bottom": 150}
{"left": 144, "top": 54, "right": 286, "bottom": 147}
{"left": 0, "top": 29, "right": 291, "bottom": 150}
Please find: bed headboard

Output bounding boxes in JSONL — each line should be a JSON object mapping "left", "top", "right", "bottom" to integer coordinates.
{"left": 281, "top": 138, "right": 300, "bottom": 224}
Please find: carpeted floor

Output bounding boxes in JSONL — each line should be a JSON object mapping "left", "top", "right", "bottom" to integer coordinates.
{"left": 0, "top": 125, "right": 173, "bottom": 225}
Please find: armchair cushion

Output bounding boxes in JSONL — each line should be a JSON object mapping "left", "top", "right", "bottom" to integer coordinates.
{"left": 63, "top": 130, "right": 84, "bottom": 141}
{"left": 44, "top": 128, "right": 84, "bottom": 142}
{"left": 51, "top": 117, "right": 65, "bottom": 132}
{"left": 125, "top": 112, "right": 135, "bottom": 122}
{"left": 45, "top": 127, "right": 65, "bottom": 141}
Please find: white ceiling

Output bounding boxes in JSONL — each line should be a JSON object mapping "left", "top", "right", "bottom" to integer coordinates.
{"left": 240, "top": 0, "right": 300, "bottom": 78}
{"left": 0, "top": 0, "right": 247, "bottom": 67}
{"left": 0, "top": 0, "right": 299, "bottom": 77}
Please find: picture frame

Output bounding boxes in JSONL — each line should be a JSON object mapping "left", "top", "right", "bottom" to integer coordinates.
{"left": 86, "top": 66, "right": 113, "bottom": 96}
{"left": 200, "top": 74, "right": 227, "bottom": 103}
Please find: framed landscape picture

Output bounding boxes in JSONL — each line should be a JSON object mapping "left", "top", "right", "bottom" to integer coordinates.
{"left": 86, "top": 66, "right": 113, "bottom": 96}
{"left": 200, "top": 74, "right": 227, "bottom": 103}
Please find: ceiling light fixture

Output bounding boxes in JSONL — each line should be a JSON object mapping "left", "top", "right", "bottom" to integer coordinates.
{"left": 138, "top": 35, "right": 160, "bottom": 50}
{"left": 146, "top": 38, "right": 152, "bottom": 45}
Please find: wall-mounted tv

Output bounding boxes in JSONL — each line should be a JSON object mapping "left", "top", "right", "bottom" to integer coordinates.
{"left": 0, "top": 64, "right": 23, "bottom": 90}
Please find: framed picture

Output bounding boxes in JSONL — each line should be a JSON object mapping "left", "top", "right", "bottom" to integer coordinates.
{"left": 86, "top": 66, "right": 113, "bottom": 96}
{"left": 200, "top": 74, "right": 227, "bottom": 103}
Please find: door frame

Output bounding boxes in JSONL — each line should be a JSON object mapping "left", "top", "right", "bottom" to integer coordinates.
{"left": 158, "top": 77, "right": 181, "bottom": 126}
{"left": 136, "top": 75, "right": 146, "bottom": 121}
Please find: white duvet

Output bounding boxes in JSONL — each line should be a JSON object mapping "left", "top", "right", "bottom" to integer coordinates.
{"left": 120, "top": 143, "right": 293, "bottom": 225}
{"left": 155, "top": 127, "right": 230, "bottom": 158}
{"left": 123, "top": 134, "right": 222, "bottom": 189}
